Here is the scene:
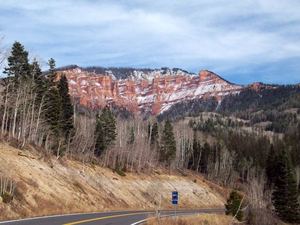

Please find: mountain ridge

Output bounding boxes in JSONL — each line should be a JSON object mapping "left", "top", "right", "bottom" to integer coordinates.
{"left": 56, "top": 66, "right": 243, "bottom": 115}
{"left": 56, "top": 65, "right": 196, "bottom": 80}
{"left": 55, "top": 65, "right": 298, "bottom": 117}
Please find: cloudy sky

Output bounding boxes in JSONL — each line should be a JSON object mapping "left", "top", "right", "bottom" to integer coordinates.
{"left": 0, "top": 0, "right": 299, "bottom": 84}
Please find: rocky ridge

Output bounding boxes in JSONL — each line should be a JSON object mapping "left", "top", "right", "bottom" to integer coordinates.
{"left": 58, "top": 66, "right": 243, "bottom": 115}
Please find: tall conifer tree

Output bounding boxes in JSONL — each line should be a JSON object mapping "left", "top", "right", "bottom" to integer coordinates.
{"left": 188, "top": 132, "right": 201, "bottom": 171}
{"left": 58, "top": 74, "right": 74, "bottom": 139}
{"left": 4, "top": 41, "right": 30, "bottom": 84}
{"left": 94, "top": 107, "right": 116, "bottom": 157}
{"left": 200, "top": 142, "right": 210, "bottom": 174}
{"left": 48, "top": 58, "right": 56, "bottom": 84}
{"left": 149, "top": 122, "right": 159, "bottom": 149}
{"left": 44, "top": 59, "right": 61, "bottom": 136}
{"left": 266, "top": 144, "right": 277, "bottom": 187}
{"left": 31, "top": 59, "right": 47, "bottom": 105}
{"left": 159, "top": 120, "right": 176, "bottom": 165}
{"left": 272, "top": 150, "right": 300, "bottom": 223}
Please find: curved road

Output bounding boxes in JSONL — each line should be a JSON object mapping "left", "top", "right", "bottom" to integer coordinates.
{"left": 0, "top": 209, "right": 224, "bottom": 225}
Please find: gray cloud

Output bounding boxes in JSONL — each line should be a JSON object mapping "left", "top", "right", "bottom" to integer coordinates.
{"left": 0, "top": 0, "right": 299, "bottom": 84}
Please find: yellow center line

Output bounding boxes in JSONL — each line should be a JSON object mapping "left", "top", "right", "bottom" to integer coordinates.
{"left": 63, "top": 212, "right": 151, "bottom": 225}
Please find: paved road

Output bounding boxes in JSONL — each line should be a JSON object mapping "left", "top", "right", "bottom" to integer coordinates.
{"left": 0, "top": 208, "right": 224, "bottom": 225}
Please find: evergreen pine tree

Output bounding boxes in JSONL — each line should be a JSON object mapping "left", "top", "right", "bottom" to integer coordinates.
{"left": 286, "top": 163, "right": 300, "bottom": 223}
{"left": 44, "top": 59, "right": 61, "bottom": 137}
{"left": 58, "top": 74, "right": 74, "bottom": 139}
{"left": 94, "top": 113, "right": 105, "bottom": 157}
{"left": 150, "top": 122, "right": 159, "bottom": 149}
{"left": 31, "top": 59, "right": 47, "bottom": 105}
{"left": 225, "top": 190, "right": 244, "bottom": 221}
{"left": 188, "top": 132, "right": 201, "bottom": 171}
{"left": 159, "top": 120, "right": 176, "bottom": 165}
{"left": 272, "top": 150, "right": 300, "bottom": 223}
{"left": 4, "top": 41, "right": 30, "bottom": 84}
{"left": 200, "top": 142, "right": 210, "bottom": 174}
{"left": 94, "top": 107, "right": 116, "bottom": 157}
{"left": 2, "top": 42, "right": 30, "bottom": 108}
{"left": 106, "top": 107, "right": 117, "bottom": 147}
{"left": 45, "top": 87, "right": 61, "bottom": 136}
{"left": 266, "top": 144, "right": 277, "bottom": 187}
{"left": 48, "top": 58, "right": 56, "bottom": 84}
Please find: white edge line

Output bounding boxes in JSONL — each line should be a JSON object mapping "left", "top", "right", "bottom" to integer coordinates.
{"left": 131, "top": 218, "right": 149, "bottom": 225}
{"left": 0, "top": 210, "right": 152, "bottom": 224}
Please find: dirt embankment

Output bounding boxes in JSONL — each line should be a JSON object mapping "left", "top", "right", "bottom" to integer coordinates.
{"left": 0, "top": 143, "right": 225, "bottom": 221}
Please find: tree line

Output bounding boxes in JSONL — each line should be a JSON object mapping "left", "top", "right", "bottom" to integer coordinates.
{"left": 1, "top": 42, "right": 73, "bottom": 155}
{"left": 0, "top": 41, "right": 178, "bottom": 171}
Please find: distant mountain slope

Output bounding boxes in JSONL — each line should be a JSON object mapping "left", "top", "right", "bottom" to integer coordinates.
{"left": 57, "top": 66, "right": 242, "bottom": 115}
{"left": 56, "top": 65, "right": 299, "bottom": 127}
{"left": 158, "top": 84, "right": 300, "bottom": 133}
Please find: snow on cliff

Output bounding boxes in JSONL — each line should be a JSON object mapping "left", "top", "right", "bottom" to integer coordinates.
{"left": 60, "top": 67, "right": 243, "bottom": 115}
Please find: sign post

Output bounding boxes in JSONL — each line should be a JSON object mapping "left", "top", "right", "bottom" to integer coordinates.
{"left": 172, "top": 191, "right": 179, "bottom": 218}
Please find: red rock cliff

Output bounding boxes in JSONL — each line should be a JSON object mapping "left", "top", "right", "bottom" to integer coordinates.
{"left": 60, "top": 68, "right": 243, "bottom": 115}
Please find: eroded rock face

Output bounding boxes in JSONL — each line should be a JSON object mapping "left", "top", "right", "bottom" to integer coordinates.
{"left": 60, "top": 67, "right": 243, "bottom": 115}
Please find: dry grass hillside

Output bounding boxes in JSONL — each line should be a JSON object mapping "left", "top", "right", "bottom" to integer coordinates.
{"left": 0, "top": 142, "right": 225, "bottom": 221}
{"left": 147, "top": 214, "right": 233, "bottom": 225}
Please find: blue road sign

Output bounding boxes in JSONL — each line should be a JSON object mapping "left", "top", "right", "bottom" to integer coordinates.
{"left": 172, "top": 191, "right": 178, "bottom": 205}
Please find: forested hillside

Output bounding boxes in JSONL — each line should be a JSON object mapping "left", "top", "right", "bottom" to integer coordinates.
{"left": 1, "top": 42, "right": 300, "bottom": 224}
{"left": 159, "top": 84, "right": 300, "bottom": 128}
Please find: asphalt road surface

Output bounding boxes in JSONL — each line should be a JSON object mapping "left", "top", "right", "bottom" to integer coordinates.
{"left": 0, "top": 208, "right": 224, "bottom": 225}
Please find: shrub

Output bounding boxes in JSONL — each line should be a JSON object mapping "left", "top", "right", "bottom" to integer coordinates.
{"left": 113, "top": 165, "right": 126, "bottom": 177}
{"left": 0, "top": 176, "right": 16, "bottom": 204}
{"left": 225, "top": 190, "right": 244, "bottom": 221}
{"left": 2, "top": 192, "right": 13, "bottom": 203}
